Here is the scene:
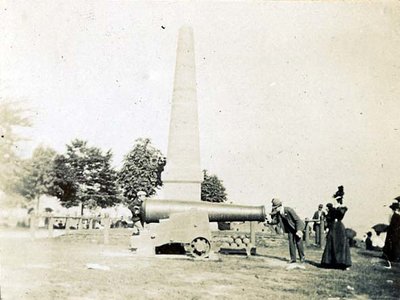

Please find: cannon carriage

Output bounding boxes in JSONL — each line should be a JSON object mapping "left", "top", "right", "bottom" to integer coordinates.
{"left": 130, "top": 199, "right": 266, "bottom": 258}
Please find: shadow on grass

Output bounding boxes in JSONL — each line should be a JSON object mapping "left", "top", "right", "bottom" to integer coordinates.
{"left": 255, "top": 253, "right": 327, "bottom": 268}
{"left": 254, "top": 253, "right": 290, "bottom": 263}
{"left": 356, "top": 249, "right": 384, "bottom": 258}
{"left": 306, "top": 260, "right": 323, "bottom": 268}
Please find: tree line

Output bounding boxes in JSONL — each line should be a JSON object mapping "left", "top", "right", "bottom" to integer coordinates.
{"left": 0, "top": 100, "right": 227, "bottom": 215}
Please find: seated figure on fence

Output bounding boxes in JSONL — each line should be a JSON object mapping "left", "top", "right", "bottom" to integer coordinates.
{"left": 131, "top": 191, "right": 147, "bottom": 235}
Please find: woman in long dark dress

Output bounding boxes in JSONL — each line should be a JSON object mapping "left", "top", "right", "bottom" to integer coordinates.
{"left": 321, "top": 186, "right": 352, "bottom": 270}
{"left": 383, "top": 202, "right": 400, "bottom": 262}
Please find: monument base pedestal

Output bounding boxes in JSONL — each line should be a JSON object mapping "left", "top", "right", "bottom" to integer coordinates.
{"left": 162, "top": 181, "right": 202, "bottom": 201}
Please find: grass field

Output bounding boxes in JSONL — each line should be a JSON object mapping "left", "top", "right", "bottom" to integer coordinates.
{"left": 0, "top": 228, "right": 399, "bottom": 300}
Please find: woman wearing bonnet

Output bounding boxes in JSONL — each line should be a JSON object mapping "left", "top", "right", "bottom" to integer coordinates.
{"left": 321, "top": 186, "right": 352, "bottom": 270}
{"left": 383, "top": 200, "right": 400, "bottom": 263}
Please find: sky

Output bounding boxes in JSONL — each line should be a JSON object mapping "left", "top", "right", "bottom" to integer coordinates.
{"left": 1, "top": 1, "right": 400, "bottom": 235}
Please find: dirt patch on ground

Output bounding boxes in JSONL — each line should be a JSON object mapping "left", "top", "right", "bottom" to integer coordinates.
{"left": 0, "top": 229, "right": 399, "bottom": 299}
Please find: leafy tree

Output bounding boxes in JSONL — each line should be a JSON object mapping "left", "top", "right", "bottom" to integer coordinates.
{"left": 0, "top": 100, "right": 32, "bottom": 193}
{"left": 48, "top": 139, "right": 120, "bottom": 213}
{"left": 48, "top": 154, "right": 78, "bottom": 206}
{"left": 201, "top": 170, "right": 227, "bottom": 203}
{"left": 118, "top": 138, "right": 166, "bottom": 211}
{"left": 16, "top": 145, "right": 57, "bottom": 210}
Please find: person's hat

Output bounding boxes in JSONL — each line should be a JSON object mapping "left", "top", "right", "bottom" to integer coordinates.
{"left": 270, "top": 198, "right": 282, "bottom": 215}
{"left": 137, "top": 191, "right": 147, "bottom": 197}
{"left": 333, "top": 185, "right": 344, "bottom": 199}
{"left": 326, "top": 203, "right": 333, "bottom": 209}
{"left": 271, "top": 198, "right": 282, "bottom": 208}
{"left": 394, "top": 196, "right": 400, "bottom": 202}
{"left": 389, "top": 202, "right": 400, "bottom": 210}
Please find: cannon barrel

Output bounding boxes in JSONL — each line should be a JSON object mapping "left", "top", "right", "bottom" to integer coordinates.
{"left": 140, "top": 199, "right": 266, "bottom": 224}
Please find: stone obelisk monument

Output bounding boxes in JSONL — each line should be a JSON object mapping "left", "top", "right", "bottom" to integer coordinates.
{"left": 162, "top": 26, "right": 203, "bottom": 201}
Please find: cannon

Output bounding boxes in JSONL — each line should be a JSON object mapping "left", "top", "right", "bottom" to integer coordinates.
{"left": 130, "top": 199, "right": 266, "bottom": 258}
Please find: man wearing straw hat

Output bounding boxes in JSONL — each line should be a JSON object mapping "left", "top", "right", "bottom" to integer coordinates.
{"left": 312, "top": 204, "right": 326, "bottom": 246}
{"left": 269, "top": 198, "right": 305, "bottom": 263}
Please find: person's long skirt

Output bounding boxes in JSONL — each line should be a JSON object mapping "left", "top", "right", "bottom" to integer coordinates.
{"left": 321, "top": 220, "right": 352, "bottom": 269}
{"left": 383, "top": 213, "right": 400, "bottom": 262}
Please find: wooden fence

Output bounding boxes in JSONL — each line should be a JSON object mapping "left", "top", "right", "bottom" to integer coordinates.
{"left": 29, "top": 214, "right": 112, "bottom": 244}
{"left": 29, "top": 214, "right": 326, "bottom": 247}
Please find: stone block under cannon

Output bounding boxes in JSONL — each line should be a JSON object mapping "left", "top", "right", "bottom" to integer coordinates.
{"left": 130, "top": 200, "right": 266, "bottom": 258}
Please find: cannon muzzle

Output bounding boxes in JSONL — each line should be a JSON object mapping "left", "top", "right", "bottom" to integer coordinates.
{"left": 140, "top": 199, "right": 266, "bottom": 224}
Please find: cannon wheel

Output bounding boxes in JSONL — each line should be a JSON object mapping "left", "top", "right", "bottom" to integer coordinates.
{"left": 189, "top": 237, "right": 211, "bottom": 258}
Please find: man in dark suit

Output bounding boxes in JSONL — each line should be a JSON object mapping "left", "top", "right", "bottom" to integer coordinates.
{"left": 269, "top": 198, "right": 305, "bottom": 263}
{"left": 312, "top": 204, "right": 326, "bottom": 246}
